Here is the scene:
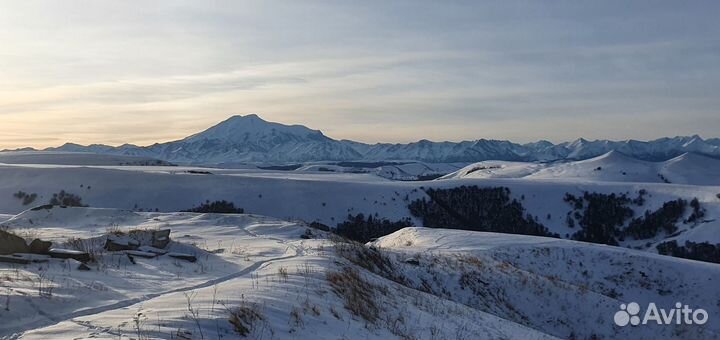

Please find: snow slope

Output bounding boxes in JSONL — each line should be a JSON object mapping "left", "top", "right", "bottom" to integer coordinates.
{"left": 658, "top": 153, "right": 720, "bottom": 186}
{"left": 445, "top": 151, "right": 720, "bottom": 186}
{"left": 528, "top": 151, "right": 659, "bottom": 183}
{"left": 0, "top": 163, "right": 718, "bottom": 248}
{"left": 1, "top": 208, "right": 718, "bottom": 339}
{"left": 296, "top": 161, "right": 466, "bottom": 180}
{"left": 439, "top": 160, "right": 548, "bottom": 179}
{"left": 1, "top": 208, "right": 559, "bottom": 340}
{"left": 373, "top": 227, "right": 720, "bottom": 339}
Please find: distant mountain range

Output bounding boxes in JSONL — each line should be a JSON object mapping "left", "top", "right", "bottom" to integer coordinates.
{"left": 13, "top": 114, "right": 720, "bottom": 164}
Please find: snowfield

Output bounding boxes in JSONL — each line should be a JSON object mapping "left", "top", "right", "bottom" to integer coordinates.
{"left": 444, "top": 151, "right": 720, "bottom": 186}
{"left": 0, "top": 145, "right": 718, "bottom": 339}
{"left": 1, "top": 208, "right": 560, "bottom": 340}
{"left": 0, "top": 208, "right": 717, "bottom": 339}
{"left": 0, "top": 159, "right": 717, "bottom": 248}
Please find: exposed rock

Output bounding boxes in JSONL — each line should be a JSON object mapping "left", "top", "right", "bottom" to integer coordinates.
{"left": 77, "top": 263, "right": 91, "bottom": 271}
{"left": 403, "top": 258, "right": 420, "bottom": 266}
{"left": 167, "top": 252, "right": 197, "bottom": 263}
{"left": 152, "top": 229, "right": 171, "bottom": 249}
{"left": 308, "top": 221, "right": 330, "bottom": 231}
{"left": 0, "top": 230, "right": 29, "bottom": 255}
{"left": 29, "top": 239, "right": 52, "bottom": 254}
{"left": 105, "top": 229, "right": 171, "bottom": 251}
{"left": 300, "top": 229, "right": 314, "bottom": 239}
{"left": 0, "top": 253, "right": 49, "bottom": 264}
{"left": 105, "top": 235, "right": 139, "bottom": 251}
{"left": 48, "top": 248, "right": 91, "bottom": 263}
{"left": 0, "top": 255, "right": 31, "bottom": 264}
{"left": 13, "top": 253, "right": 50, "bottom": 262}
{"left": 137, "top": 245, "right": 168, "bottom": 255}
{"left": 125, "top": 250, "right": 157, "bottom": 258}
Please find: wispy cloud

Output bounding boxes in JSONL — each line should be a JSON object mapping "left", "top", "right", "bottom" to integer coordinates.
{"left": 0, "top": 1, "right": 718, "bottom": 148}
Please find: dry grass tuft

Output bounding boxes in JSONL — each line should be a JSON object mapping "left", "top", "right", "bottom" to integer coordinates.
{"left": 228, "top": 302, "right": 265, "bottom": 337}
{"left": 326, "top": 266, "right": 380, "bottom": 323}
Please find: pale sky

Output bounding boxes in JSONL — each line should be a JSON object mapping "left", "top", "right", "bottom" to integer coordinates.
{"left": 1, "top": 1, "right": 719, "bottom": 149}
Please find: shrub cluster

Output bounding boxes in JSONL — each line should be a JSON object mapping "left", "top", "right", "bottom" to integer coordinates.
{"left": 182, "top": 200, "right": 244, "bottom": 214}
{"left": 408, "top": 186, "right": 557, "bottom": 237}
{"left": 656, "top": 240, "right": 720, "bottom": 264}
{"left": 685, "top": 198, "right": 706, "bottom": 224}
{"left": 13, "top": 191, "right": 38, "bottom": 206}
{"left": 49, "top": 190, "right": 86, "bottom": 207}
{"left": 335, "top": 214, "right": 414, "bottom": 243}
{"left": 567, "top": 192, "right": 634, "bottom": 245}
{"left": 624, "top": 199, "right": 687, "bottom": 239}
{"left": 564, "top": 191, "right": 692, "bottom": 245}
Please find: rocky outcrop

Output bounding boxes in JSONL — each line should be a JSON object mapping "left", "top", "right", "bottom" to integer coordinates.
{"left": 167, "top": 252, "right": 197, "bottom": 262}
{"left": 48, "top": 248, "right": 91, "bottom": 263}
{"left": 104, "top": 229, "right": 172, "bottom": 251}
{"left": 0, "top": 230, "right": 29, "bottom": 255}
{"left": 29, "top": 239, "right": 52, "bottom": 254}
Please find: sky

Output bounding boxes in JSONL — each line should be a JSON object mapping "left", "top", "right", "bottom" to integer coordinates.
{"left": 0, "top": 0, "right": 719, "bottom": 149}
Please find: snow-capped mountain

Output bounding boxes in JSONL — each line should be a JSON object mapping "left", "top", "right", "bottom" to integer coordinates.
{"left": 49, "top": 114, "right": 362, "bottom": 164}
{"left": 35, "top": 114, "right": 720, "bottom": 164}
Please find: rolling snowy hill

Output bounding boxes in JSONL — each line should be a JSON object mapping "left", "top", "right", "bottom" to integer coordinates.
{"left": 0, "top": 162, "right": 718, "bottom": 251}
{"left": 1, "top": 208, "right": 717, "bottom": 339}
{"left": 444, "top": 151, "right": 720, "bottom": 186}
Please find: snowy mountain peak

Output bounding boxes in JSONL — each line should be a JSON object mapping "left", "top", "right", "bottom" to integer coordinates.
{"left": 137, "top": 114, "right": 361, "bottom": 164}
{"left": 184, "top": 114, "right": 325, "bottom": 143}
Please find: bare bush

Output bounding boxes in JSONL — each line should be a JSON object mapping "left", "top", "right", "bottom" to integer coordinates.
{"left": 183, "top": 291, "right": 204, "bottom": 339}
{"left": 64, "top": 237, "right": 103, "bottom": 263}
{"left": 228, "top": 301, "right": 265, "bottom": 337}
{"left": 331, "top": 236, "right": 405, "bottom": 284}
{"left": 326, "top": 266, "right": 380, "bottom": 323}
{"left": 277, "top": 266, "right": 288, "bottom": 282}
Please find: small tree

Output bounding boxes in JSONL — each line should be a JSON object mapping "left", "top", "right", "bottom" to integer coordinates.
{"left": 49, "top": 190, "right": 86, "bottom": 207}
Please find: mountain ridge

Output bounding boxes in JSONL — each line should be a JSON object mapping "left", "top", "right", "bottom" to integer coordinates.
{"left": 11, "top": 114, "right": 720, "bottom": 164}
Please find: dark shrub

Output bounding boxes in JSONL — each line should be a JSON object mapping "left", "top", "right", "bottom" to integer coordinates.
{"left": 568, "top": 192, "right": 634, "bottom": 245}
{"left": 408, "top": 186, "right": 557, "bottom": 237}
{"left": 624, "top": 199, "right": 687, "bottom": 239}
{"left": 13, "top": 191, "right": 38, "bottom": 206}
{"left": 685, "top": 198, "right": 705, "bottom": 224}
{"left": 182, "top": 200, "right": 244, "bottom": 214}
{"left": 657, "top": 240, "right": 720, "bottom": 264}
{"left": 308, "top": 221, "right": 331, "bottom": 231}
{"left": 49, "top": 190, "right": 86, "bottom": 207}
{"left": 335, "top": 214, "right": 414, "bottom": 243}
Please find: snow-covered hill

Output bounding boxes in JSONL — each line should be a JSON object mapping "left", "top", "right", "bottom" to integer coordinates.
{"left": 373, "top": 227, "right": 720, "bottom": 339}
{"left": 1, "top": 208, "right": 717, "bottom": 339}
{"left": 0, "top": 151, "right": 173, "bottom": 166}
{"left": 0, "top": 163, "right": 718, "bottom": 250}
{"left": 439, "top": 160, "right": 547, "bottom": 180}
{"left": 0, "top": 208, "right": 561, "bottom": 339}
{"left": 444, "top": 151, "right": 720, "bottom": 186}
{"left": 17, "top": 114, "right": 720, "bottom": 165}
{"left": 296, "top": 161, "right": 466, "bottom": 181}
